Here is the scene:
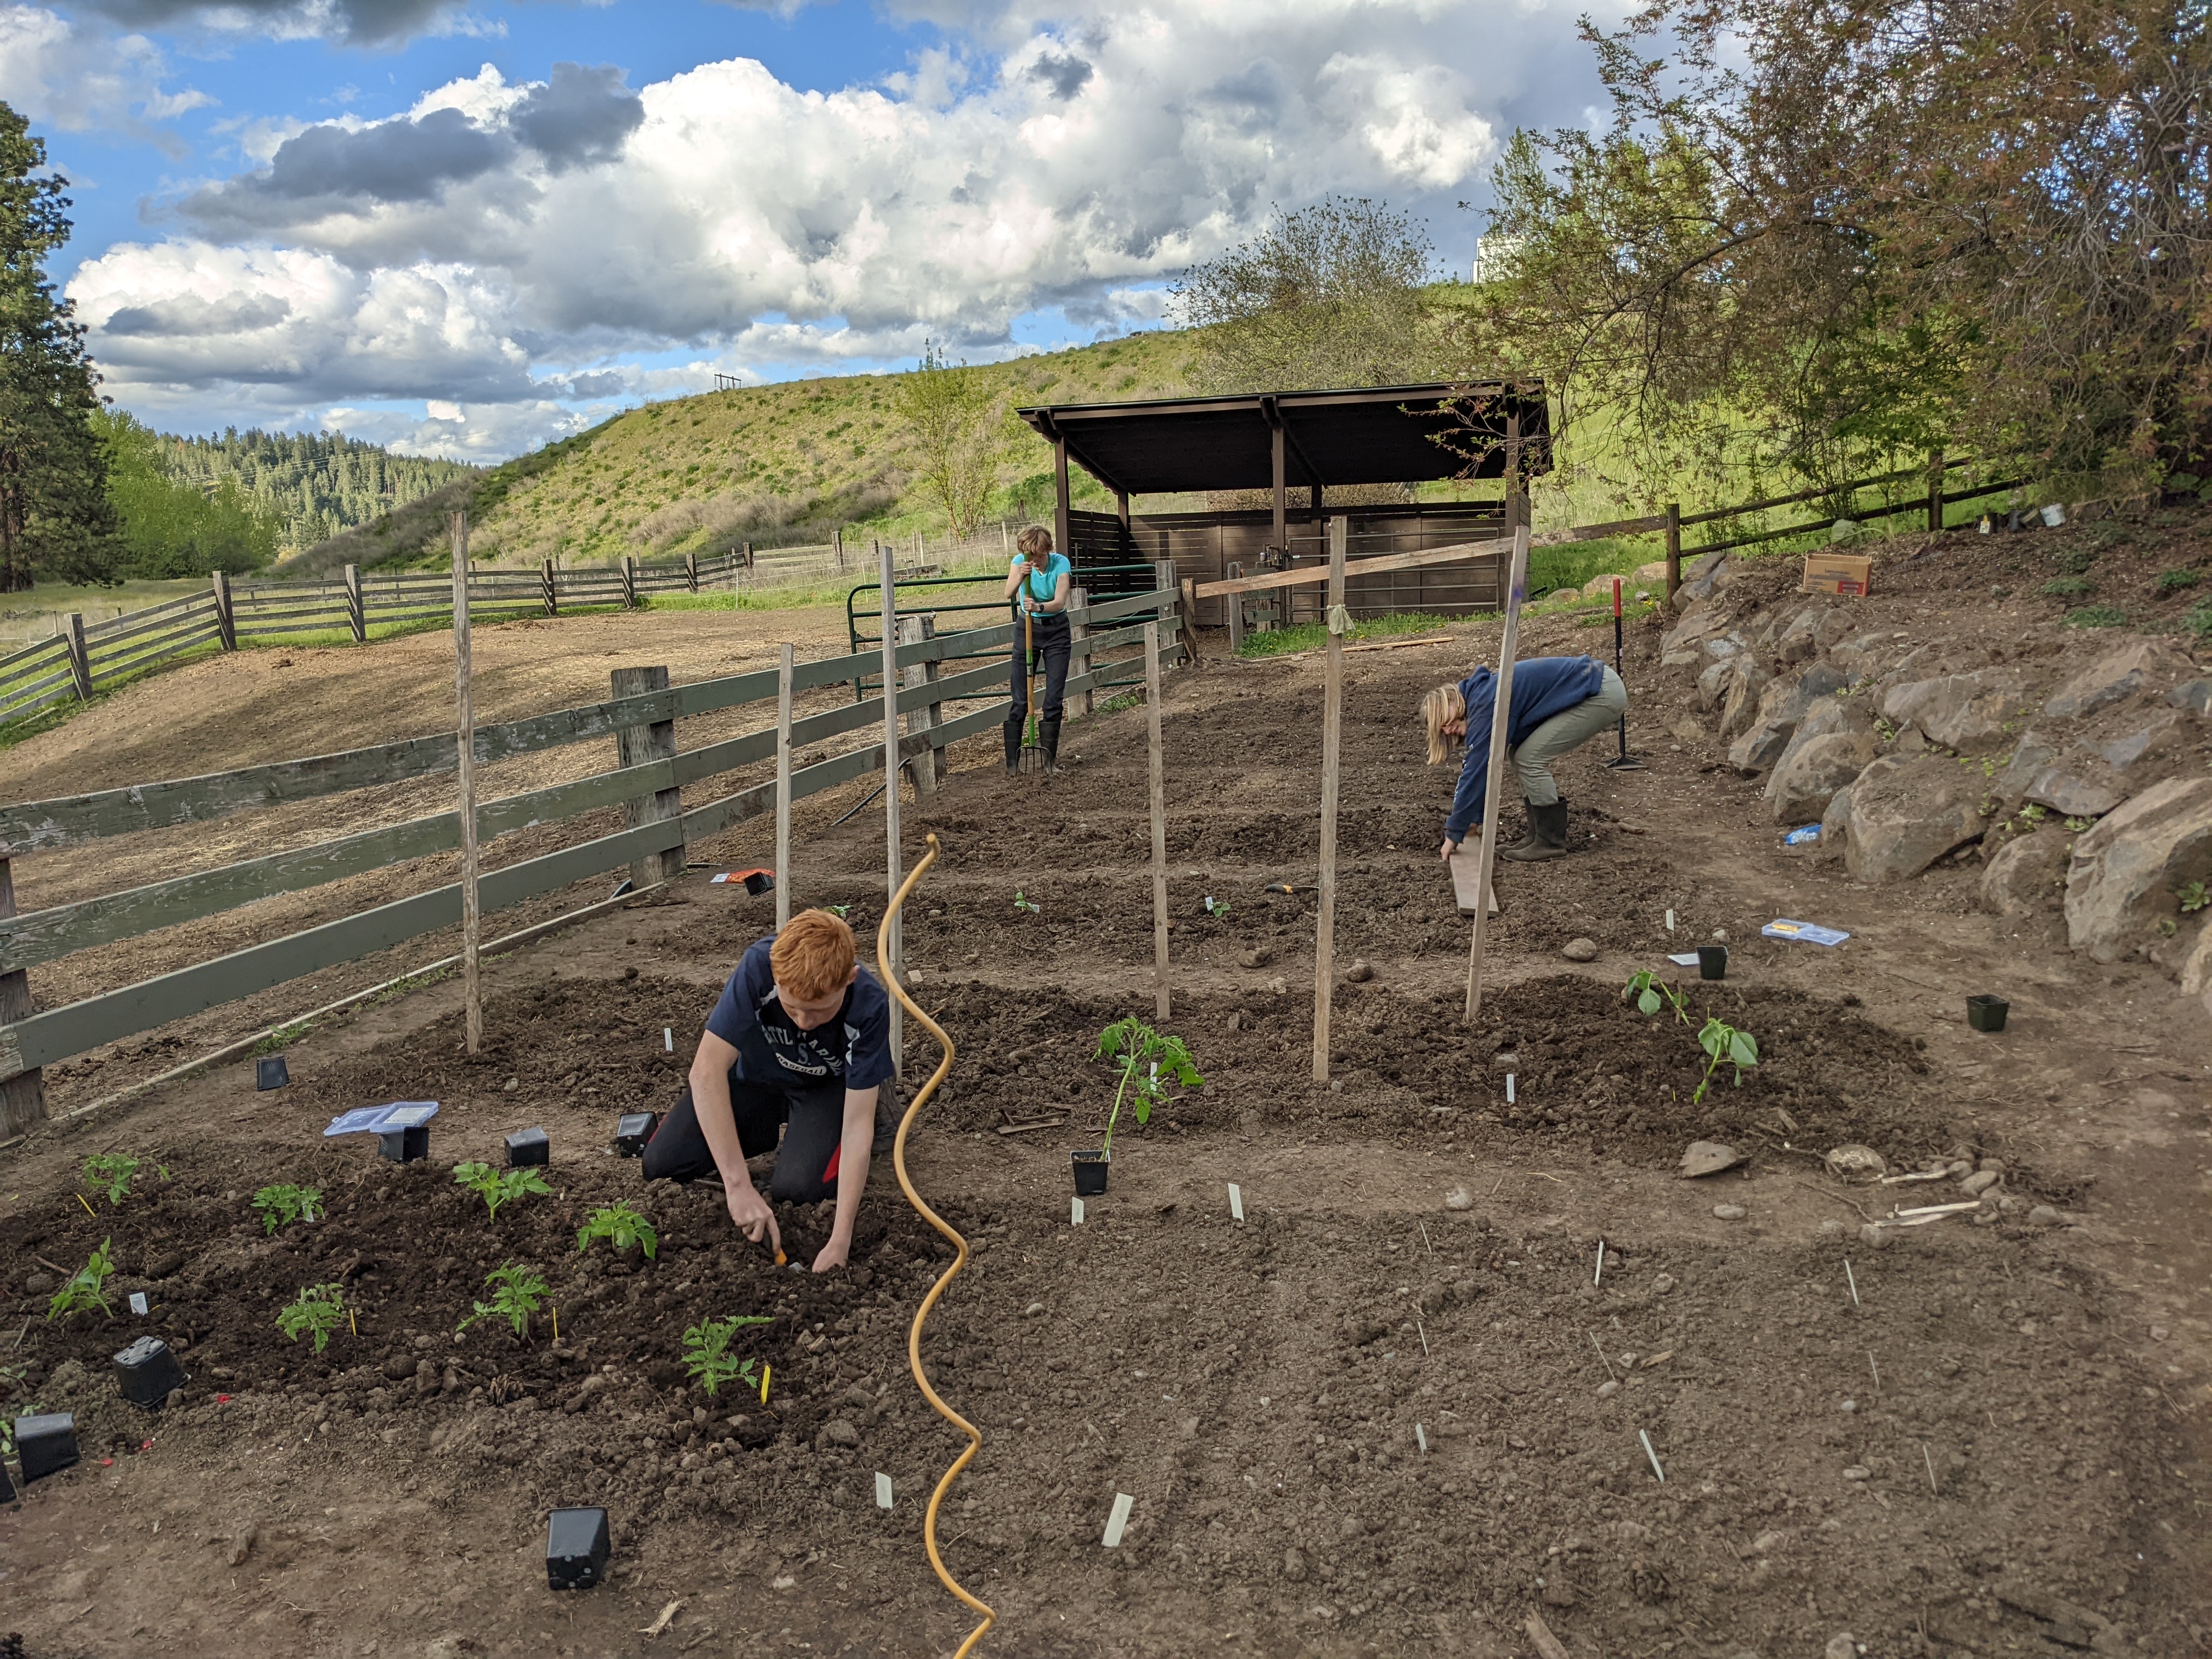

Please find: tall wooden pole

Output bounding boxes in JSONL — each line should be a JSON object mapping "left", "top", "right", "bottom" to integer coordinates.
{"left": 1311, "top": 516, "right": 1348, "bottom": 1082}
{"left": 1464, "top": 509, "right": 1532, "bottom": 1023}
{"left": 1144, "top": 618, "right": 1170, "bottom": 1020}
{"left": 0, "top": 855, "right": 46, "bottom": 1137}
{"left": 775, "top": 642, "right": 794, "bottom": 930}
{"left": 450, "top": 510, "right": 482, "bottom": 1054}
{"left": 878, "top": 542, "right": 904, "bottom": 1075}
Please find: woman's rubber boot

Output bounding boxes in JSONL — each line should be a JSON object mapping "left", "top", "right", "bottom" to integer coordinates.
{"left": 1041, "top": 718, "right": 1062, "bottom": 774}
{"left": 1499, "top": 800, "right": 1572, "bottom": 861}
{"left": 1495, "top": 802, "right": 1544, "bottom": 858}
{"left": 1003, "top": 719, "right": 1023, "bottom": 776}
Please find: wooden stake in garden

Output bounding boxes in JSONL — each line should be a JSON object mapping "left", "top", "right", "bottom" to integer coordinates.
{"left": 450, "top": 509, "right": 483, "bottom": 1055}
{"left": 775, "top": 642, "right": 794, "bottom": 931}
{"left": 878, "top": 543, "right": 904, "bottom": 1074}
{"left": 1462, "top": 505, "right": 1532, "bottom": 1024}
{"left": 1144, "top": 617, "right": 1170, "bottom": 1020}
{"left": 1312, "top": 515, "right": 1348, "bottom": 1082}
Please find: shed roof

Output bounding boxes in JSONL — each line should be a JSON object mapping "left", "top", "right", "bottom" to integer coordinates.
{"left": 1014, "top": 381, "right": 1549, "bottom": 496}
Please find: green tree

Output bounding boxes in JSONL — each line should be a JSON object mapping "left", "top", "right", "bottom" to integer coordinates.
{"left": 94, "top": 409, "right": 279, "bottom": 576}
{"left": 891, "top": 341, "right": 997, "bottom": 538}
{"left": 0, "top": 100, "right": 115, "bottom": 589}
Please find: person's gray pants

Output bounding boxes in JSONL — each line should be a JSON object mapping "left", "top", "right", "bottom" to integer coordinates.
{"left": 1509, "top": 666, "right": 1628, "bottom": 805}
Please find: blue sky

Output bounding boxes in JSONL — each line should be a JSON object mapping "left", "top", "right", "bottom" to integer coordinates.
{"left": 4, "top": 0, "right": 1617, "bottom": 460}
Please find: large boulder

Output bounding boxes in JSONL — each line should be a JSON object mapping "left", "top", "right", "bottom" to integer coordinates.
{"left": 1819, "top": 778, "right": 1860, "bottom": 859}
{"left": 1697, "top": 658, "right": 1736, "bottom": 712}
{"left": 1728, "top": 662, "right": 1850, "bottom": 772}
{"left": 1669, "top": 549, "right": 1733, "bottom": 612}
{"left": 1981, "top": 830, "right": 2069, "bottom": 916}
{"left": 1998, "top": 731, "right": 2127, "bottom": 817}
{"left": 1843, "top": 753, "right": 1987, "bottom": 881}
{"left": 1882, "top": 668, "right": 2029, "bottom": 753}
{"left": 2087, "top": 708, "right": 2186, "bottom": 770}
{"left": 1771, "top": 692, "right": 1878, "bottom": 775}
{"left": 1660, "top": 607, "right": 1745, "bottom": 670}
{"left": 1774, "top": 602, "right": 1854, "bottom": 665}
{"left": 1766, "top": 731, "right": 1877, "bottom": 822}
{"left": 2063, "top": 777, "right": 2212, "bottom": 962}
{"left": 2044, "top": 640, "right": 2199, "bottom": 719}
{"left": 2170, "top": 678, "right": 2212, "bottom": 716}
{"left": 1718, "top": 659, "right": 1773, "bottom": 741}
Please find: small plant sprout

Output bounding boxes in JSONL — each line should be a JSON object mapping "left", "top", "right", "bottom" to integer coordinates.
{"left": 453, "top": 1160, "right": 553, "bottom": 1222}
{"left": 1013, "top": 890, "right": 1042, "bottom": 916}
{"left": 1093, "top": 1017, "right": 1203, "bottom": 1156}
{"left": 2063, "top": 815, "right": 2096, "bottom": 833}
{"left": 1204, "top": 895, "right": 1231, "bottom": 921}
{"left": 2017, "top": 803, "right": 2047, "bottom": 825}
{"left": 825, "top": 903, "right": 851, "bottom": 919}
{"left": 2178, "top": 879, "right": 2209, "bottom": 915}
{"left": 1623, "top": 969, "right": 1689, "bottom": 1023}
{"left": 1694, "top": 1018, "right": 1760, "bottom": 1104}
{"left": 458, "top": 1262, "right": 550, "bottom": 1341}
{"left": 47, "top": 1239, "right": 117, "bottom": 1321}
{"left": 81, "top": 1153, "right": 144, "bottom": 1206}
{"left": 276, "top": 1283, "right": 346, "bottom": 1353}
{"left": 253, "top": 1183, "right": 324, "bottom": 1234}
{"left": 575, "top": 1202, "right": 658, "bottom": 1260}
{"left": 681, "top": 1314, "right": 774, "bottom": 1396}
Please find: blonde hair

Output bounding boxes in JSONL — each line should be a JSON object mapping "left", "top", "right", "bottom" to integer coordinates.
{"left": 1015, "top": 524, "right": 1053, "bottom": 558}
{"left": 1421, "top": 684, "right": 1466, "bottom": 765}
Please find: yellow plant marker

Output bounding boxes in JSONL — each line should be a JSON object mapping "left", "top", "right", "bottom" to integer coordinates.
{"left": 76, "top": 1193, "right": 95, "bottom": 1216}
{"left": 348, "top": 1306, "right": 357, "bottom": 1336}
{"left": 760, "top": 1363, "right": 771, "bottom": 1405}
{"left": 551, "top": 1305, "right": 560, "bottom": 1342}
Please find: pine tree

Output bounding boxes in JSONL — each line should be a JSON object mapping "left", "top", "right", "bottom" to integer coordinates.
{"left": 0, "top": 101, "right": 114, "bottom": 590}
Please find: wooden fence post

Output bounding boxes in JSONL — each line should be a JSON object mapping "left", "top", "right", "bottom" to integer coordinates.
{"left": 541, "top": 558, "right": 558, "bottom": 617}
{"left": 1927, "top": 450, "right": 1944, "bottom": 533}
{"left": 833, "top": 528, "right": 844, "bottom": 570}
{"left": 1225, "top": 561, "right": 1247, "bottom": 653}
{"left": 1312, "top": 517, "right": 1347, "bottom": 1082}
{"left": 775, "top": 644, "right": 793, "bottom": 930}
{"left": 65, "top": 614, "right": 91, "bottom": 701}
{"left": 1146, "top": 617, "right": 1170, "bottom": 1020}
{"left": 685, "top": 552, "right": 699, "bottom": 593}
{"left": 1465, "top": 507, "right": 1534, "bottom": 1022}
{"left": 1068, "top": 585, "right": 1093, "bottom": 717}
{"left": 344, "top": 564, "right": 366, "bottom": 643}
{"left": 450, "top": 511, "right": 482, "bottom": 1055}
{"left": 622, "top": 556, "right": 639, "bottom": 610}
{"left": 900, "top": 614, "right": 939, "bottom": 799}
{"left": 1155, "top": 559, "right": 1180, "bottom": 654}
{"left": 1663, "top": 503, "right": 1682, "bottom": 606}
{"left": 0, "top": 854, "right": 46, "bottom": 1137}
{"left": 212, "top": 571, "right": 236, "bottom": 651}
{"left": 612, "top": 663, "right": 683, "bottom": 891}
{"left": 878, "top": 543, "right": 903, "bottom": 1075}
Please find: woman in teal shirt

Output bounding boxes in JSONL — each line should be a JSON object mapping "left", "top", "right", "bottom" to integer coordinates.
{"left": 1003, "top": 524, "right": 1073, "bottom": 773}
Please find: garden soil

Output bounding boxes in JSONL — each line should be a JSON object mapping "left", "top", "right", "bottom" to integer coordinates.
{"left": 2, "top": 527, "right": 2209, "bottom": 1657}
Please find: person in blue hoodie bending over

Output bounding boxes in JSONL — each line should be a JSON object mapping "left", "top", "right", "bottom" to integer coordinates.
{"left": 1424, "top": 654, "right": 1628, "bottom": 863}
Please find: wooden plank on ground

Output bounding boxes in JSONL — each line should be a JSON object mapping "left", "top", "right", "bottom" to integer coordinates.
{"left": 1448, "top": 849, "right": 1501, "bottom": 916}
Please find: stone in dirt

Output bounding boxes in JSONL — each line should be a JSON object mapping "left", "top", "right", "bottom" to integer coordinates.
{"left": 2029, "top": 1205, "right": 2064, "bottom": 1228}
{"left": 1961, "top": 1170, "right": 2000, "bottom": 1197}
{"left": 1679, "top": 1141, "right": 1743, "bottom": 1178}
{"left": 2043, "top": 639, "right": 2199, "bottom": 719}
{"left": 817, "top": 1419, "right": 860, "bottom": 1450}
{"left": 1712, "top": 1204, "right": 1746, "bottom": 1220}
{"left": 1765, "top": 731, "right": 1878, "bottom": 823}
{"left": 1998, "top": 732, "right": 2126, "bottom": 818}
{"left": 1561, "top": 938, "right": 1599, "bottom": 962}
{"left": 1697, "top": 658, "right": 1739, "bottom": 711}
{"left": 1343, "top": 960, "right": 1374, "bottom": 983}
{"left": 2063, "top": 777, "right": 2212, "bottom": 962}
{"left": 1882, "top": 667, "right": 2028, "bottom": 753}
{"left": 1671, "top": 549, "right": 1734, "bottom": 612}
{"left": 1444, "top": 1186, "right": 1474, "bottom": 1211}
{"left": 1825, "top": 1635, "right": 1859, "bottom": 1659}
{"left": 1982, "top": 831, "right": 2069, "bottom": 916}
{"left": 1718, "top": 659, "right": 1773, "bottom": 742}
{"left": 2169, "top": 678, "right": 2212, "bottom": 715}
{"left": 1841, "top": 753, "right": 1987, "bottom": 881}
{"left": 1728, "top": 662, "right": 1849, "bottom": 772}
{"left": 1822, "top": 1144, "right": 1887, "bottom": 1181}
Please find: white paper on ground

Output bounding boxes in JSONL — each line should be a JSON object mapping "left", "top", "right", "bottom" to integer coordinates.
{"left": 128, "top": 1291, "right": 149, "bottom": 1316}
{"left": 1102, "top": 1492, "right": 1135, "bottom": 1548}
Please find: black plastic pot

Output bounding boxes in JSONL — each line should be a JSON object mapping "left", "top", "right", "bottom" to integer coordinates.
{"left": 114, "top": 1336, "right": 188, "bottom": 1409}
{"left": 256, "top": 1056, "right": 290, "bottom": 1091}
{"left": 1071, "top": 1150, "right": 1110, "bottom": 1197}
{"left": 613, "top": 1111, "right": 660, "bottom": 1158}
{"left": 505, "top": 1126, "right": 551, "bottom": 1168}
{"left": 1966, "top": 995, "right": 2009, "bottom": 1033}
{"left": 379, "top": 1125, "right": 429, "bottom": 1163}
{"left": 743, "top": 871, "right": 775, "bottom": 896}
{"left": 1697, "top": 945, "right": 1728, "bottom": 980}
{"left": 14, "top": 1413, "right": 78, "bottom": 1482}
{"left": 546, "top": 1506, "right": 611, "bottom": 1590}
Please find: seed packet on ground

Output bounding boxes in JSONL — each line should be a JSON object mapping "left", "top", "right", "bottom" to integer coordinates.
{"left": 1762, "top": 919, "right": 1850, "bottom": 947}
{"left": 324, "top": 1101, "right": 439, "bottom": 1137}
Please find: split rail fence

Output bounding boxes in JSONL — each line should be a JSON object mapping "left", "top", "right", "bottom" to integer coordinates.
{"left": 0, "top": 583, "right": 1187, "bottom": 1126}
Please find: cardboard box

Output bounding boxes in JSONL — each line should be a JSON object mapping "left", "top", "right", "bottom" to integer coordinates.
{"left": 1802, "top": 552, "right": 1872, "bottom": 596}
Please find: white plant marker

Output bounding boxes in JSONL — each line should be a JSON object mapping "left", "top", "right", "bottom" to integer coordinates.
{"left": 1102, "top": 1492, "right": 1135, "bottom": 1548}
{"left": 128, "top": 1291, "right": 149, "bottom": 1316}
{"left": 1844, "top": 1260, "right": 1860, "bottom": 1307}
{"left": 1593, "top": 1240, "right": 1606, "bottom": 1286}
{"left": 1416, "top": 1319, "right": 1430, "bottom": 1357}
{"left": 1071, "top": 1197, "right": 1085, "bottom": 1225}
{"left": 1665, "top": 909, "right": 1675, "bottom": 932}
{"left": 1415, "top": 1424, "right": 1429, "bottom": 1454}
{"left": 1418, "top": 1222, "right": 1434, "bottom": 1256}
{"left": 1505, "top": 1073, "right": 1516, "bottom": 1104}
{"left": 1867, "top": 1351, "right": 1880, "bottom": 1391}
{"left": 875, "top": 1472, "right": 894, "bottom": 1510}
{"left": 1922, "top": 1443, "right": 1938, "bottom": 1492}
{"left": 663, "top": 1028, "right": 673, "bottom": 1053}
{"left": 1228, "top": 1183, "right": 1244, "bottom": 1222}
{"left": 1639, "top": 1429, "right": 1666, "bottom": 1483}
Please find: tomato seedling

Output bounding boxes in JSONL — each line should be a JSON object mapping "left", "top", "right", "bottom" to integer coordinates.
{"left": 682, "top": 1314, "right": 773, "bottom": 1396}
{"left": 82, "top": 1153, "right": 155, "bottom": 1206}
{"left": 276, "top": 1283, "right": 347, "bottom": 1353}
{"left": 1093, "top": 1017, "right": 1203, "bottom": 1157}
{"left": 1694, "top": 1017, "right": 1759, "bottom": 1104}
{"left": 459, "top": 1262, "right": 550, "bottom": 1340}
{"left": 47, "top": 1239, "right": 116, "bottom": 1321}
{"left": 575, "top": 1202, "right": 658, "bottom": 1260}
{"left": 453, "top": 1160, "right": 553, "bottom": 1222}
{"left": 253, "top": 1183, "right": 324, "bottom": 1233}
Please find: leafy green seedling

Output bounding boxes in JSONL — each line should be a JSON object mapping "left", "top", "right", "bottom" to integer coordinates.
{"left": 453, "top": 1160, "right": 552, "bottom": 1222}
{"left": 2017, "top": 803, "right": 2047, "bottom": 825}
{"left": 47, "top": 1238, "right": 116, "bottom": 1321}
{"left": 1094, "top": 1017, "right": 1203, "bottom": 1157}
{"left": 1622, "top": 969, "right": 1689, "bottom": 1023}
{"left": 458, "top": 1262, "right": 549, "bottom": 1340}
{"left": 276, "top": 1283, "right": 347, "bottom": 1353}
{"left": 1204, "top": 896, "right": 1231, "bottom": 921}
{"left": 682, "top": 1314, "right": 774, "bottom": 1396}
{"left": 1694, "top": 1018, "right": 1759, "bottom": 1105}
{"left": 2155, "top": 568, "right": 2200, "bottom": 594}
{"left": 1013, "top": 890, "right": 1041, "bottom": 916}
{"left": 2063, "top": 815, "right": 2096, "bottom": 833}
{"left": 576, "top": 1202, "right": 658, "bottom": 1259}
{"left": 825, "top": 904, "right": 851, "bottom": 919}
{"left": 2179, "top": 879, "right": 2209, "bottom": 915}
{"left": 82, "top": 1153, "right": 143, "bottom": 1206}
{"left": 253, "top": 1183, "right": 324, "bottom": 1234}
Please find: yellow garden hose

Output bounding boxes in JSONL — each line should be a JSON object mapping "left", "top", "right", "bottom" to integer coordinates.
{"left": 877, "top": 833, "right": 995, "bottom": 1657}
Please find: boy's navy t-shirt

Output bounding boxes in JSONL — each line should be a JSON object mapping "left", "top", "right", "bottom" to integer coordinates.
{"left": 704, "top": 938, "right": 895, "bottom": 1094}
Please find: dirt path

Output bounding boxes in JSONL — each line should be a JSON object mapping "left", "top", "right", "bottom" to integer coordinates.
{"left": 0, "top": 596, "right": 2206, "bottom": 1658}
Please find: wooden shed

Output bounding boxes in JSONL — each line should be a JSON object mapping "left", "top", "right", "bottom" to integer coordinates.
{"left": 1015, "top": 380, "right": 1550, "bottom": 626}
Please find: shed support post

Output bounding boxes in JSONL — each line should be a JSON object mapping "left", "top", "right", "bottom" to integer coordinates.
{"left": 0, "top": 855, "right": 46, "bottom": 1137}
{"left": 612, "top": 664, "right": 683, "bottom": 890}
{"left": 1053, "top": 435, "right": 1073, "bottom": 574}
{"left": 900, "top": 614, "right": 939, "bottom": 799}
{"left": 1155, "top": 559, "right": 1181, "bottom": 667}
{"left": 1225, "top": 562, "right": 1246, "bottom": 653}
{"left": 1068, "top": 584, "right": 1093, "bottom": 717}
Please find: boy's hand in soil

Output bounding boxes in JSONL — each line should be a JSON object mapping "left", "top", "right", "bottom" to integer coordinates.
{"left": 726, "top": 1179, "right": 782, "bottom": 1257}
{"left": 810, "top": 1235, "right": 850, "bottom": 1274}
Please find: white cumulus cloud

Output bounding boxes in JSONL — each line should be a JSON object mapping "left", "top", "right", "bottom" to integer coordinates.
{"left": 0, "top": 5, "right": 212, "bottom": 152}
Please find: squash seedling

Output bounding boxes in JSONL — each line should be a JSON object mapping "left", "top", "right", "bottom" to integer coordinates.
{"left": 47, "top": 1239, "right": 116, "bottom": 1321}
{"left": 576, "top": 1203, "right": 658, "bottom": 1260}
{"left": 1013, "top": 890, "right": 1042, "bottom": 916}
{"left": 1093, "top": 1017, "right": 1203, "bottom": 1161}
{"left": 1623, "top": 969, "right": 1689, "bottom": 1024}
{"left": 1694, "top": 1017, "right": 1759, "bottom": 1104}
{"left": 253, "top": 1183, "right": 324, "bottom": 1233}
{"left": 276, "top": 1283, "right": 346, "bottom": 1353}
{"left": 459, "top": 1262, "right": 550, "bottom": 1341}
{"left": 82, "top": 1153, "right": 158, "bottom": 1207}
{"left": 453, "top": 1160, "right": 552, "bottom": 1222}
{"left": 682, "top": 1314, "right": 772, "bottom": 1396}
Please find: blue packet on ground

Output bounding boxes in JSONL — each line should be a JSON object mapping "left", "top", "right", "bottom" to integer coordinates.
{"left": 1762, "top": 919, "right": 1850, "bottom": 947}
{"left": 324, "top": 1101, "right": 439, "bottom": 1137}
